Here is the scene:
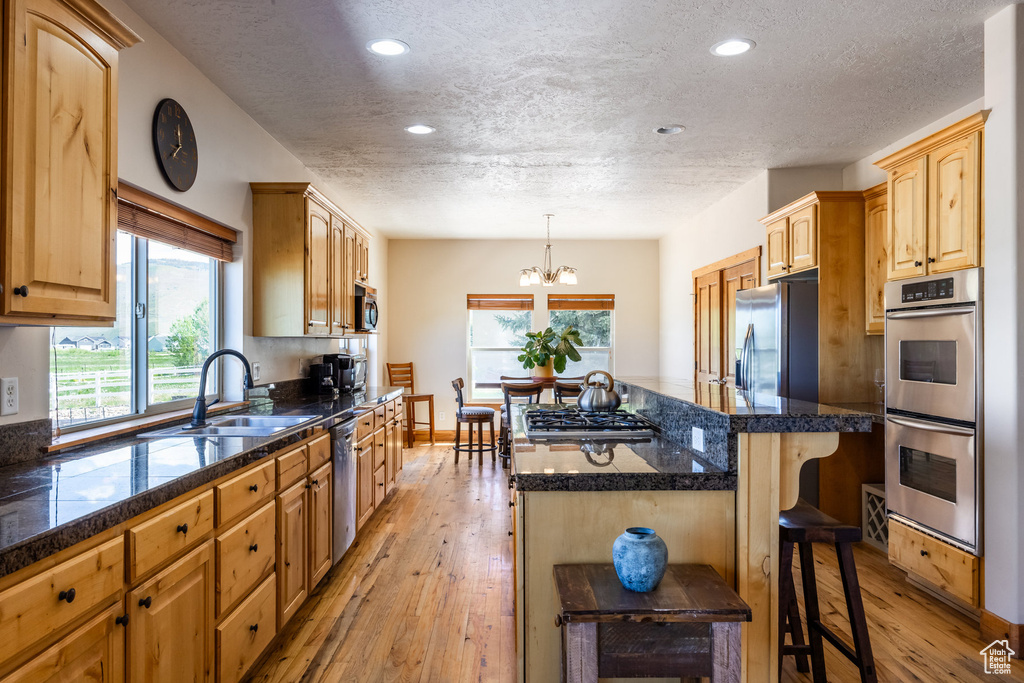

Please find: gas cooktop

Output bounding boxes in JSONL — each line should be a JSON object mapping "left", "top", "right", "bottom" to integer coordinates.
{"left": 523, "top": 407, "right": 656, "bottom": 440}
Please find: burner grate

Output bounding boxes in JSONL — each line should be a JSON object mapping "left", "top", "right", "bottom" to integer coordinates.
{"left": 524, "top": 407, "right": 656, "bottom": 437}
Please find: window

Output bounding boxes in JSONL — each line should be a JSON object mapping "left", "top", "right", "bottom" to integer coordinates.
{"left": 467, "top": 294, "right": 534, "bottom": 401}
{"left": 548, "top": 294, "right": 614, "bottom": 377}
{"left": 50, "top": 186, "right": 234, "bottom": 429}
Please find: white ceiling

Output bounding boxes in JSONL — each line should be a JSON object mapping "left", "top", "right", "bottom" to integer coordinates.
{"left": 124, "top": 0, "right": 1002, "bottom": 240}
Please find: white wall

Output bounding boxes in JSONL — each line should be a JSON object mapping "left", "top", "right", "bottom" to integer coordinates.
{"left": 0, "top": 0, "right": 388, "bottom": 426}
{"left": 387, "top": 239, "right": 659, "bottom": 431}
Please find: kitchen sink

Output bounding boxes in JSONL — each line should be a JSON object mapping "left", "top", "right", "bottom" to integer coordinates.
{"left": 140, "top": 414, "right": 320, "bottom": 438}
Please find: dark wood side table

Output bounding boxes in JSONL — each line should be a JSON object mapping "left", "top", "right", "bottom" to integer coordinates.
{"left": 553, "top": 564, "right": 752, "bottom": 682}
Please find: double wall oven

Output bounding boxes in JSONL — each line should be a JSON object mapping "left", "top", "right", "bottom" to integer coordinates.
{"left": 884, "top": 268, "right": 982, "bottom": 554}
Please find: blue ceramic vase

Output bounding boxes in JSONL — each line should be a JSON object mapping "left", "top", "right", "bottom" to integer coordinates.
{"left": 612, "top": 527, "right": 668, "bottom": 593}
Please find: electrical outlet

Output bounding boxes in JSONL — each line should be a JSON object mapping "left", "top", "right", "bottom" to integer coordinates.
{"left": 251, "top": 362, "right": 261, "bottom": 382}
{"left": 1, "top": 378, "right": 18, "bottom": 416}
{"left": 439, "top": 411, "right": 446, "bottom": 421}
{"left": 691, "top": 426, "right": 704, "bottom": 452}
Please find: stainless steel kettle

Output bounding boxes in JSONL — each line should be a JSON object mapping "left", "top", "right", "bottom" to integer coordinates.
{"left": 577, "top": 370, "right": 621, "bottom": 412}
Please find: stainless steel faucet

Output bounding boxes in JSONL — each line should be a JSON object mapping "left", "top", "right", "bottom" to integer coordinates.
{"left": 191, "top": 349, "right": 254, "bottom": 427}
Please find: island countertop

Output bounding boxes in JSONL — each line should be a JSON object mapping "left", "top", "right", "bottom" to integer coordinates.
{"left": 0, "top": 386, "right": 403, "bottom": 578}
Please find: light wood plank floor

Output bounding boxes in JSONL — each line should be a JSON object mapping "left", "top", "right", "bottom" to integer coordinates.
{"left": 247, "top": 445, "right": 1023, "bottom": 682}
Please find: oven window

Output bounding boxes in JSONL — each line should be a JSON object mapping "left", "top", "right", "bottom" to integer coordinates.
{"left": 899, "top": 447, "right": 956, "bottom": 503}
{"left": 899, "top": 340, "right": 957, "bottom": 384}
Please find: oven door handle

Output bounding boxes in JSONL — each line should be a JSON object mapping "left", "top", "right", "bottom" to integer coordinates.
{"left": 885, "top": 415, "right": 975, "bottom": 437}
{"left": 886, "top": 306, "right": 975, "bottom": 320}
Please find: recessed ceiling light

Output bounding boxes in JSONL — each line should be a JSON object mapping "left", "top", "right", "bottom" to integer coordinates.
{"left": 404, "top": 124, "right": 435, "bottom": 135}
{"left": 654, "top": 125, "right": 685, "bottom": 135}
{"left": 710, "top": 38, "right": 755, "bottom": 57}
{"left": 366, "top": 38, "right": 410, "bottom": 56}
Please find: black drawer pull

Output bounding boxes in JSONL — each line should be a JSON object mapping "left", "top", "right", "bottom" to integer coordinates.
{"left": 13, "top": 286, "right": 28, "bottom": 297}
{"left": 914, "top": 260, "right": 923, "bottom": 267}
{"left": 378, "top": 482, "right": 384, "bottom": 487}
{"left": 508, "top": 531, "right": 513, "bottom": 537}
{"left": 177, "top": 523, "right": 188, "bottom": 534}
{"left": 58, "top": 588, "right": 76, "bottom": 603}
{"left": 920, "top": 549, "right": 929, "bottom": 557}
{"left": 928, "top": 257, "right": 936, "bottom": 263}
{"left": 250, "top": 623, "right": 259, "bottom": 633}
{"left": 139, "top": 596, "right": 152, "bottom": 609}
{"left": 249, "top": 543, "right": 259, "bottom": 553}
{"left": 116, "top": 614, "right": 129, "bottom": 626}
{"left": 508, "top": 500, "right": 514, "bottom": 508}
{"left": 249, "top": 483, "right": 259, "bottom": 492}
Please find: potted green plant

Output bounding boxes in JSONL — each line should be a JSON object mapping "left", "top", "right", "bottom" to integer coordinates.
{"left": 518, "top": 325, "right": 583, "bottom": 378}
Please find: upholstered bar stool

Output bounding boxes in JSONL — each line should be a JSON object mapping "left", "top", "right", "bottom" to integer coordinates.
{"left": 387, "top": 362, "right": 434, "bottom": 448}
{"left": 779, "top": 499, "right": 877, "bottom": 683}
{"left": 451, "top": 378, "right": 497, "bottom": 465}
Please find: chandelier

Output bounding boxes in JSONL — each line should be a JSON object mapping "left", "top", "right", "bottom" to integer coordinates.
{"left": 519, "top": 214, "right": 577, "bottom": 287}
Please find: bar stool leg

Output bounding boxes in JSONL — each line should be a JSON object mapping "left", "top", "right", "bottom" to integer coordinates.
{"left": 428, "top": 396, "right": 435, "bottom": 444}
{"left": 490, "top": 417, "right": 496, "bottom": 462}
{"left": 711, "top": 622, "right": 741, "bottom": 683}
{"left": 797, "top": 542, "right": 828, "bottom": 683}
{"left": 454, "top": 421, "right": 461, "bottom": 464}
{"left": 468, "top": 422, "right": 474, "bottom": 464}
{"left": 406, "top": 402, "right": 415, "bottom": 448}
{"left": 562, "top": 621, "right": 598, "bottom": 683}
{"left": 836, "top": 542, "right": 878, "bottom": 683}
{"left": 778, "top": 539, "right": 809, "bottom": 677}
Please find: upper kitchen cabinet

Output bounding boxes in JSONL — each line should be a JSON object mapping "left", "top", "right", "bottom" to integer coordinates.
{"left": 250, "top": 182, "right": 372, "bottom": 337}
{"left": 863, "top": 182, "right": 888, "bottom": 335}
{"left": 875, "top": 112, "right": 986, "bottom": 281}
{"left": 763, "top": 203, "right": 818, "bottom": 278}
{"left": 0, "top": 0, "right": 139, "bottom": 325}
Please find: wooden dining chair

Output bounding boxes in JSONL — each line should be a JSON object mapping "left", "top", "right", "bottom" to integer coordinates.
{"left": 499, "top": 381, "right": 544, "bottom": 466}
{"left": 387, "top": 362, "right": 434, "bottom": 448}
{"left": 553, "top": 379, "right": 584, "bottom": 404}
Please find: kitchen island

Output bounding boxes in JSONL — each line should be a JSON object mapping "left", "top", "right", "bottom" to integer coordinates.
{"left": 510, "top": 378, "right": 872, "bottom": 683}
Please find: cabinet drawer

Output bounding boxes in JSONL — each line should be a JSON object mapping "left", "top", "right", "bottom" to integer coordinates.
{"left": 217, "top": 574, "right": 277, "bottom": 683}
{"left": 384, "top": 399, "right": 397, "bottom": 422}
{"left": 217, "top": 460, "right": 276, "bottom": 526}
{"left": 217, "top": 501, "right": 276, "bottom": 616}
{"left": 276, "top": 446, "right": 308, "bottom": 490}
{"left": 373, "top": 466, "right": 386, "bottom": 509}
{"left": 355, "top": 410, "right": 374, "bottom": 441}
{"left": 888, "top": 518, "right": 979, "bottom": 606}
{"left": 395, "top": 396, "right": 404, "bottom": 418}
{"left": 130, "top": 490, "right": 214, "bottom": 580}
{"left": 373, "top": 405, "right": 387, "bottom": 430}
{"left": 307, "top": 433, "right": 331, "bottom": 470}
{"left": 373, "top": 429, "right": 386, "bottom": 470}
{"left": 0, "top": 537, "right": 124, "bottom": 664}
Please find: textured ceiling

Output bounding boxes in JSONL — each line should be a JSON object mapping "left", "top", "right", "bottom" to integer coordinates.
{"left": 124, "top": 0, "right": 1002, "bottom": 239}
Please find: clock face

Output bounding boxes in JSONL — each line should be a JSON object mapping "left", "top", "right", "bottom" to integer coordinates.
{"left": 152, "top": 98, "right": 198, "bottom": 192}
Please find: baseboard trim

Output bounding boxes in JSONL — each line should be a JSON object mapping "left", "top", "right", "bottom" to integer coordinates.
{"left": 981, "top": 610, "right": 1024, "bottom": 658}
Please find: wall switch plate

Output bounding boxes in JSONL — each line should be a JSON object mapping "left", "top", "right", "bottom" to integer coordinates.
{"left": 251, "top": 362, "right": 261, "bottom": 382}
{"left": 691, "top": 426, "right": 704, "bottom": 452}
{"left": 1, "top": 378, "right": 18, "bottom": 416}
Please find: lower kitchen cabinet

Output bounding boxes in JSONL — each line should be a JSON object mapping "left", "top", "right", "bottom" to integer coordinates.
{"left": 888, "top": 518, "right": 979, "bottom": 607}
{"left": 0, "top": 602, "right": 125, "bottom": 683}
{"left": 216, "top": 501, "right": 276, "bottom": 616}
{"left": 216, "top": 575, "right": 277, "bottom": 683}
{"left": 356, "top": 434, "right": 375, "bottom": 529}
{"left": 308, "top": 462, "right": 333, "bottom": 589}
{"left": 128, "top": 540, "right": 215, "bottom": 683}
{"left": 276, "top": 480, "right": 308, "bottom": 626}
{"left": 385, "top": 420, "right": 398, "bottom": 494}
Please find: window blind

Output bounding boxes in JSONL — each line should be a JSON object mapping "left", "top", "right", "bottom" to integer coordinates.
{"left": 547, "top": 294, "right": 614, "bottom": 310}
{"left": 467, "top": 294, "right": 534, "bottom": 310}
{"left": 116, "top": 183, "right": 237, "bottom": 262}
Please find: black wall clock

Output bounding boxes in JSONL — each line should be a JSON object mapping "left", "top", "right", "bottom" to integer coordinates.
{"left": 152, "top": 98, "right": 198, "bottom": 192}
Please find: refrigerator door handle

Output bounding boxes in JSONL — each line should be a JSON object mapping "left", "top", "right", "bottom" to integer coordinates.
{"left": 739, "top": 324, "right": 753, "bottom": 390}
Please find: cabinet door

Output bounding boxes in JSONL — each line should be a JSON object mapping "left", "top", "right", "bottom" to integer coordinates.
{"left": 305, "top": 199, "right": 330, "bottom": 335}
{"left": 694, "top": 271, "right": 722, "bottom": 383}
{"left": 927, "top": 132, "right": 981, "bottom": 274}
{"left": 1, "top": 602, "right": 125, "bottom": 683}
{"left": 4, "top": 0, "right": 120, "bottom": 320}
{"left": 888, "top": 157, "right": 927, "bottom": 280}
{"left": 128, "top": 540, "right": 214, "bottom": 683}
{"left": 384, "top": 421, "right": 397, "bottom": 495}
{"left": 358, "top": 234, "right": 370, "bottom": 283}
{"left": 765, "top": 218, "right": 789, "bottom": 278}
{"left": 276, "top": 481, "right": 308, "bottom": 626}
{"left": 788, "top": 205, "right": 818, "bottom": 273}
{"left": 864, "top": 188, "right": 888, "bottom": 335}
{"left": 373, "top": 466, "right": 386, "bottom": 509}
{"left": 356, "top": 436, "right": 375, "bottom": 530}
{"left": 344, "top": 225, "right": 356, "bottom": 329}
{"left": 721, "top": 260, "right": 758, "bottom": 386}
{"left": 329, "top": 216, "right": 347, "bottom": 335}
{"left": 308, "top": 462, "right": 333, "bottom": 589}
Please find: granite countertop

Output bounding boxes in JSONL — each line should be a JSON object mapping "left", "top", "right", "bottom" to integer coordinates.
{"left": 825, "top": 402, "right": 886, "bottom": 425}
{"left": 0, "top": 386, "right": 403, "bottom": 578}
{"left": 510, "top": 405, "right": 735, "bottom": 493}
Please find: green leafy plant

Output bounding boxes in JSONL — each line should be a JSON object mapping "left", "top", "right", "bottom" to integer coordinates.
{"left": 518, "top": 325, "right": 583, "bottom": 373}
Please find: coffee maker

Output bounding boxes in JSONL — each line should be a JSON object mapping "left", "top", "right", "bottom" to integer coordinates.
{"left": 322, "top": 353, "right": 367, "bottom": 394}
{"left": 307, "top": 363, "right": 337, "bottom": 396}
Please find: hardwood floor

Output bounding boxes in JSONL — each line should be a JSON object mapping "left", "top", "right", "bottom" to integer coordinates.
{"left": 247, "top": 444, "right": 1023, "bottom": 682}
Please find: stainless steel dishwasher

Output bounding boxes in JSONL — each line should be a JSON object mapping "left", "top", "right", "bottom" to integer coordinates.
{"left": 330, "top": 417, "right": 358, "bottom": 565}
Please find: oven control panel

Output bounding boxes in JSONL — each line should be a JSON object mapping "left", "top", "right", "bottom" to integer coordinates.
{"left": 901, "top": 277, "right": 954, "bottom": 303}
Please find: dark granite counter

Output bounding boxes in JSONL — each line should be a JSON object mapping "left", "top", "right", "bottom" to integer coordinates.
{"left": 0, "top": 386, "right": 402, "bottom": 578}
{"left": 825, "top": 402, "right": 885, "bottom": 425}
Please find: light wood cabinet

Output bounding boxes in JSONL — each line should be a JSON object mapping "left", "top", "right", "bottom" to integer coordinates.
{"left": 356, "top": 434, "right": 375, "bottom": 530}
{"left": 275, "top": 480, "right": 308, "bottom": 626}
{"left": 765, "top": 218, "right": 789, "bottom": 278}
{"left": 216, "top": 575, "right": 277, "bottom": 683}
{"left": 0, "top": 0, "right": 139, "bottom": 325}
{"left": 250, "top": 182, "right": 372, "bottom": 337}
{"left": 308, "top": 462, "right": 333, "bottom": 589}
{"left": 888, "top": 518, "right": 979, "bottom": 607}
{"left": 215, "top": 459, "right": 275, "bottom": 526}
{"left": 692, "top": 248, "right": 760, "bottom": 386}
{"left": 129, "top": 490, "right": 214, "bottom": 581}
{"left": 216, "top": 501, "right": 276, "bottom": 617}
{"left": 385, "top": 420, "right": 398, "bottom": 494}
{"left": 128, "top": 541, "right": 215, "bottom": 683}
{"left": 864, "top": 183, "right": 888, "bottom": 335}
{"left": 765, "top": 204, "right": 819, "bottom": 279}
{"left": 876, "top": 112, "right": 986, "bottom": 281}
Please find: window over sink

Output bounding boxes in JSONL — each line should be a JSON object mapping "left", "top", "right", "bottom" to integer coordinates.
{"left": 467, "top": 294, "right": 534, "bottom": 401}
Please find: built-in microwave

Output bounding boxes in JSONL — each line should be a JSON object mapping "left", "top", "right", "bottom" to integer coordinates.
{"left": 355, "top": 286, "right": 378, "bottom": 332}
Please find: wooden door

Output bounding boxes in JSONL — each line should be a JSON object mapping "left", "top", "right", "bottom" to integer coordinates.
{"left": 788, "top": 205, "right": 818, "bottom": 273}
{"left": 307, "top": 462, "right": 333, "bottom": 589}
{"left": 329, "top": 216, "right": 347, "bottom": 335}
{"left": 356, "top": 436, "right": 375, "bottom": 530}
{"left": 276, "top": 481, "right": 307, "bottom": 626}
{"left": 722, "top": 261, "right": 759, "bottom": 386}
{"left": 128, "top": 541, "right": 214, "bottom": 683}
{"left": 343, "top": 225, "right": 356, "bottom": 328}
{"left": 694, "top": 271, "right": 722, "bottom": 383}
{"left": 1, "top": 602, "right": 125, "bottom": 683}
{"left": 305, "top": 199, "right": 330, "bottom": 335}
{"left": 4, "top": 0, "right": 121, "bottom": 320}
{"left": 888, "top": 156, "right": 927, "bottom": 280}
{"left": 765, "top": 218, "right": 789, "bottom": 278}
{"left": 864, "top": 185, "right": 888, "bottom": 335}
{"left": 927, "top": 132, "right": 981, "bottom": 274}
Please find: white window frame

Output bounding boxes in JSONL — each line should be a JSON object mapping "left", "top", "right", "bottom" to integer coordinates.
{"left": 547, "top": 301, "right": 615, "bottom": 378}
{"left": 466, "top": 298, "right": 534, "bottom": 402}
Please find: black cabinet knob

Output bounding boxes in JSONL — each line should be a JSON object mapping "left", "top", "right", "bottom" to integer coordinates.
{"left": 176, "top": 523, "right": 188, "bottom": 534}
{"left": 249, "top": 543, "right": 258, "bottom": 553}
{"left": 250, "top": 623, "right": 259, "bottom": 633}
{"left": 920, "top": 549, "right": 929, "bottom": 557}
{"left": 311, "top": 479, "right": 318, "bottom": 486}
{"left": 116, "top": 614, "right": 130, "bottom": 626}
{"left": 914, "top": 260, "right": 923, "bottom": 267}
{"left": 928, "top": 257, "right": 936, "bottom": 263}
{"left": 508, "top": 500, "right": 514, "bottom": 508}
{"left": 305, "top": 483, "right": 312, "bottom": 489}
{"left": 139, "top": 596, "right": 153, "bottom": 609}
{"left": 58, "top": 588, "right": 76, "bottom": 603}
{"left": 508, "top": 531, "right": 513, "bottom": 537}
{"left": 12, "top": 286, "right": 27, "bottom": 297}
{"left": 249, "top": 484, "right": 259, "bottom": 492}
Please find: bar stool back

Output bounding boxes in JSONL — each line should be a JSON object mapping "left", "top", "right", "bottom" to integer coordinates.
{"left": 387, "top": 362, "right": 434, "bottom": 448}
{"left": 451, "top": 378, "right": 496, "bottom": 465}
{"left": 499, "top": 381, "right": 544, "bottom": 466}
{"left": 553, "top": 379, "right": 584, "bottom": 403}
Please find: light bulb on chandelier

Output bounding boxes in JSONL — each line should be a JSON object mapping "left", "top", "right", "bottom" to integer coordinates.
{"left": 519, "top": 214, "right": 577, "bottom": 287}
